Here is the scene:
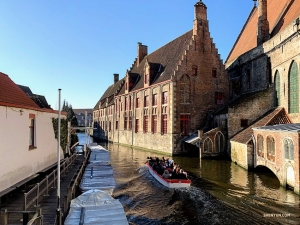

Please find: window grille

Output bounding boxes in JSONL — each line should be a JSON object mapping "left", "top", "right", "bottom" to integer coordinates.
{"left": 288, "top": 61, "right": 299, "bottom": 113}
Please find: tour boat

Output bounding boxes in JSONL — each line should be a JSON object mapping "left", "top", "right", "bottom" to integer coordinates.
{"left": 146, "top": 162, "right": 191, "bottom": 188}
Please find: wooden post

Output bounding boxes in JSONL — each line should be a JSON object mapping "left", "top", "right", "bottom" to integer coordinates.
{"left": 35, "top": 183, "right": 40, "bottom": 207}
{"left": 64, "top": 195, "right": 68, "bottom": 216}
{"left": 36, "top": 207, "right": 42, "bottom": 225}
{"left": 1, "top": 209, "right": 8, "bottom": 225}
{"left": 56, "top": 208, "right": 62, "bottom": 225}
{"left": 23, "top": 212, "right": 29, "bottom": 225}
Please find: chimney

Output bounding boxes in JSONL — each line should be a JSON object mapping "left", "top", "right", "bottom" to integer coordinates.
{"left": 137, "top": 42, "right": 148, "bottom": 67}
{"left": 193, "top": 0, "right": 207, "bottom": 35}
{"left": 114, "top": 73, "right": 119, "bottom": 84}
{"left": 257, "top": 0, "right": 269, "bottom": 45}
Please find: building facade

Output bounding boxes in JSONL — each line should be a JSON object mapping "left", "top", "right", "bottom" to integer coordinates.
{"left": 223, "top": 0, "right": 300, "bottom": 193}
{"left": 93, "top": 1, "right": 229, "bottom": 155}
{"left": 0, "top": 72, "right": 66, "bottom": 194}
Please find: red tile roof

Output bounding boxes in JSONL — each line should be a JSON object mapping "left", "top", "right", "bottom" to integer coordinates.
{"left": 0, "top": 72, "right": 40, "bottom": 109}
{"left": 226, "top": 0, "right": 300, "bottom": 63}
{"left": 231, "top": 107, "right": 291, "bottom": 144}
{"left": 130, "top": 30, "right": 193, "bottom": 91}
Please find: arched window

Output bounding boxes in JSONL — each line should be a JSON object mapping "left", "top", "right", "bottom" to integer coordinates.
{"left": 215, "top": 132, "right": 225, "bottom": 153}
{"left": 257, "top": 134, "right": 264, "bottom": 157}
{"left": 274, "top": 71, "right": 280, "bottom": 106}
{"left": 180, "top": 74, "right": 190, "bottom": 104}
{"left": 284, "top": 138, "right": 294, "bottom": 161}
{"left": 266, "top": 136, "right": 275, "bottom": 162}
{"left": 288, "top": 61, "right": 299, "bottom": 113}
{"left": 203, "top": 138, "right": 213, "bottom": 153}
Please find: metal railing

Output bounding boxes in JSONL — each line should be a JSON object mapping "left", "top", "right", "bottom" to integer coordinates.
{"left": 64, "top": 149, "right": 91, "bottom": 214}
{"left": 0, "top": 153, "right": 77, "bottom": 225}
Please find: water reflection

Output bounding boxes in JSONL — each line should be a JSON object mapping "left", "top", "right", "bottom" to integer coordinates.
{"left": 77, "top": 132, "right": 93, "bottom": 145}
{"left": 92, "top": 142, "right": 300, "bottom": 224}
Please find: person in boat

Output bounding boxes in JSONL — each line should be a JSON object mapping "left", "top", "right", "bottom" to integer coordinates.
{"left": 178, "top": 169, "right": 188, "bottom": 179}
{"left": 162, "top": 169, "right": 171, "bottom": 179}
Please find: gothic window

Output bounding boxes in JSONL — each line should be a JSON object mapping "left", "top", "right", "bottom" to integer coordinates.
{"left": 203, "top": 138, "right": 213, "bottom": 153}
{"left": 180, "top": 115, "right": 190, "bottom": 136}
{"left": 257, "top": 134, "right": 264, "bottom": 157}
{"left": 284, "top": 138, "right": 294, "bottom": 161}
{"left": 152, "top": 115, "right": 157, "bottom": 133}
{"left": 275, "top": 71, "right": 280, "bottom": 106}
{"left": 144, "top": 96, "right": 149, "bottom": 107}
{"left": 180, "top": 74, "right": 190, "bottom": 104}
{"left": 215, "top": 132, "right": 225, "bottom": 153}
{"left": 143, "top": 115, "right": 148, "bottom": 133}
{"left": 161, "top": 115, "right": 167, "bottom": 135}
{"left": 266, "top": 136, "right": 275, "bottom": 162}
{"left": 152, "top": 94, "right": 157, "bottom": 106}
{"left": 135, "top": 119, "right": 139, "bottom": 133}
{"left": 162, "top": 92, "right": 168, "bottom": 104}
{"left": 288, "top": 61, "right": 299, "bottom": 113}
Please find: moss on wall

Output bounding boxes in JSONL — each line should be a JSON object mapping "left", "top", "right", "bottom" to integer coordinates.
{"left": 52, "top": 118, "right": 68, "bottom": 153}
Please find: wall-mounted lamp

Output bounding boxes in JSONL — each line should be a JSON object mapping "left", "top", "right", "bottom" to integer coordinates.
{"left": 20, "top": 109, "right": 24, "bottom": 116}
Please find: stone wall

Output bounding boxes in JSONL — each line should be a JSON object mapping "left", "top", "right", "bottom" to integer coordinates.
{"left": 228, "top": 88, "right": 275, "bottom": 138}
{"left": 231, "top": 141, "right": 248, "bottom": 169}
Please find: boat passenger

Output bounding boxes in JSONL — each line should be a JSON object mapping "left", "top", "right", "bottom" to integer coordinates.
{"left": 178, "top": 169, "right": 188, "bottom": 179}
{"left": 162, "top": 170, "right": 171, "bottom": 179}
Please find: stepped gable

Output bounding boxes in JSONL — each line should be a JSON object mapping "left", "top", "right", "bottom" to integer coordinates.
{"left": 0, "top": 72, "right": 39, "bottom": 109}
{"left": 231, "top": 107, "right": 291, "bottom": 144}
{"left": 129, "top": 30, "right": 193, "bottom": 91}
{"left": 93, "top": 78, "right": 125, "bottom": 109}
{"left": 226, "top": 0, "right": 300, "bottom": 63}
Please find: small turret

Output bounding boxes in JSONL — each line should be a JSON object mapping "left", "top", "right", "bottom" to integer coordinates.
{"left": 193, "top": 0, "right": 207, "bottom": 35}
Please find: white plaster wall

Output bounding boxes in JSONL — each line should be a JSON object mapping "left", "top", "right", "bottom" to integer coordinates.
{"left": 0, "top": 106, "right": 65, "bottom": 192}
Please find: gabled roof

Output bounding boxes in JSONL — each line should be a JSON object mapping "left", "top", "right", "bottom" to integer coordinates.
{"left": 231, "top": 107, "right": 291, "bottom": 144}
{"left": 129, "top": 30, "right": 193, "bottom": 91}
{"left": 226, "top": 0, "right": 300, "bottom": 63}
{"left": 0, "top": 72, "right": 40, "bottom": 109}
{"left": 93, "top": 78, "right": 125, "bottom": 110}
{"left": 254, "top": 123, "right": 300, "bottom": 132}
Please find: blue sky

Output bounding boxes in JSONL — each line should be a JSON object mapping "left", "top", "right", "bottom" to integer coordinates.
{"left": 0, "top": 0, "right": 254, "bottom": 110}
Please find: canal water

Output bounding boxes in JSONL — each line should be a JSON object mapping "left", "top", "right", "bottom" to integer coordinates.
{"left": 78, "top": 133, "right": 300, "bottom": 225}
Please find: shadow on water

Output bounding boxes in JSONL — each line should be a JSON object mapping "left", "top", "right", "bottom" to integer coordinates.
{"left": 90, "top": 142, "right": 300, "bottom": 225}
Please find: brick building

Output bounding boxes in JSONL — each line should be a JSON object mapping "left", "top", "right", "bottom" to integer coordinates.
{"left": 93, "top": 0, "right": 229, "bottom": 155}
{"left": 222, "top": 0, "right": 300, "bottom": 193}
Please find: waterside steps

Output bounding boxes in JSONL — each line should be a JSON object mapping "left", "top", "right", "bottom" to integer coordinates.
{"left": 64, "top": 143, "right": 128, "bottom": 225}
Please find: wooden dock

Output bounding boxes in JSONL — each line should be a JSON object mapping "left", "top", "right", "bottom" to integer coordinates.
{"left": 0, "top": 155, "right": 85, "bottom": 225}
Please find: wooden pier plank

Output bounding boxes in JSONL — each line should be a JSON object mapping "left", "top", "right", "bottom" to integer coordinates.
{"left": 1, "top": 155, "right": 84, "bottom": 225}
